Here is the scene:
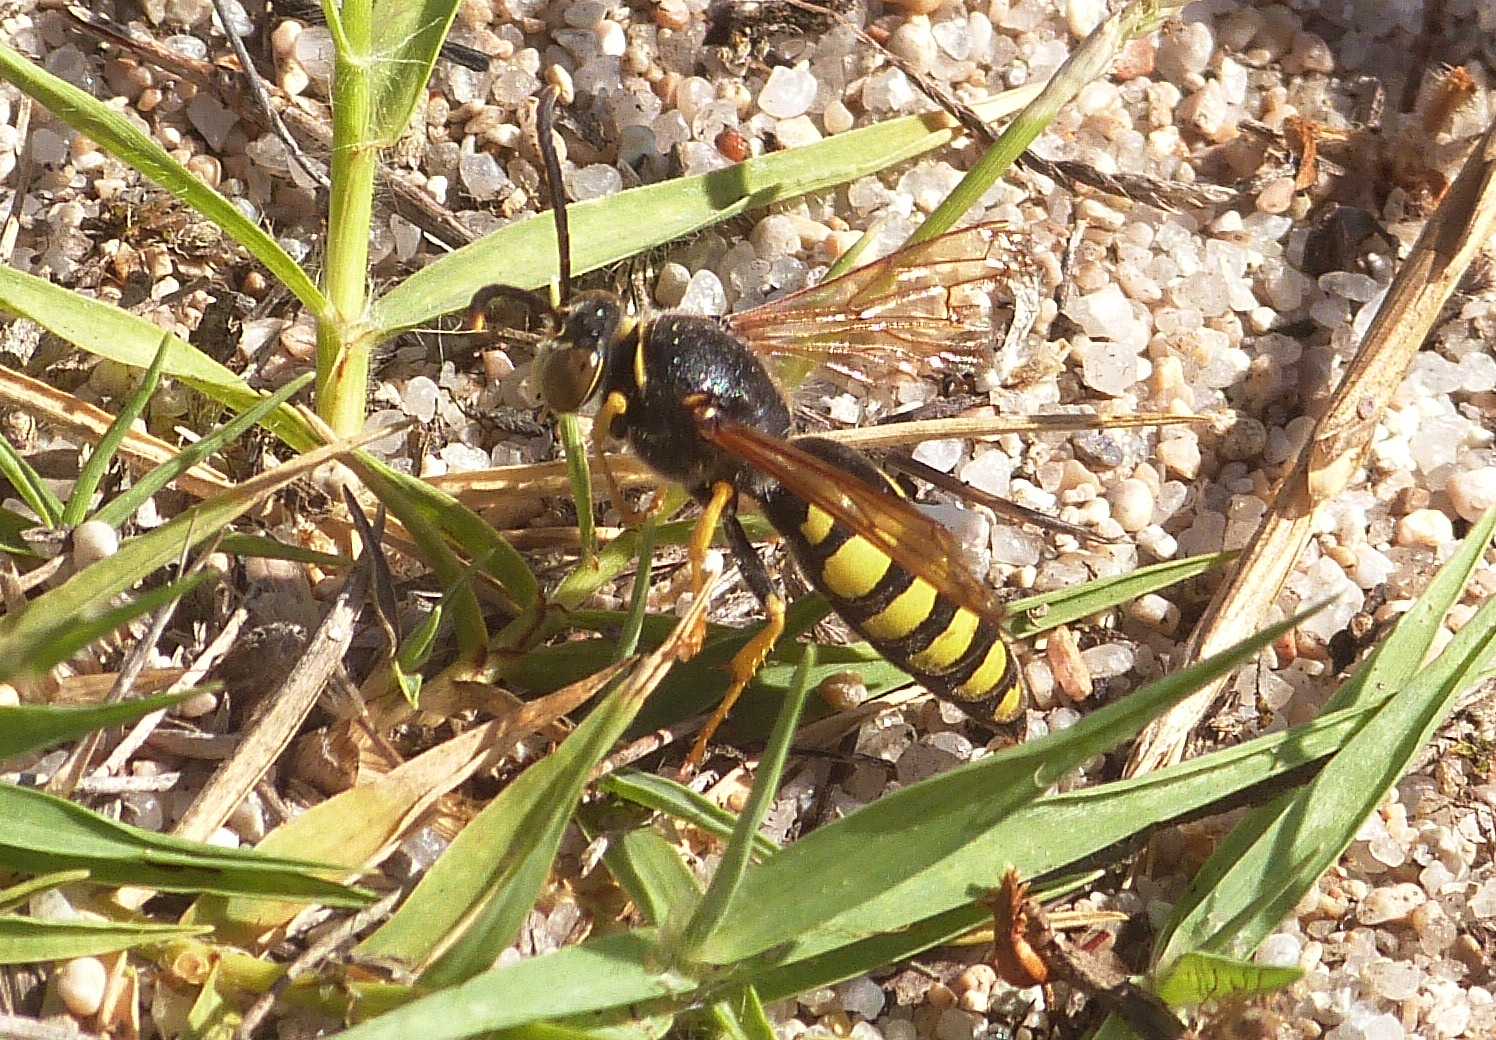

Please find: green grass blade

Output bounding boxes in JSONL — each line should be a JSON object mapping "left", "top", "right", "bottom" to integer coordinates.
{"left": 674, "top": 646, "right": 815, "bottom": 964}
{"left": 557, "top": 414, "right": 596, "bottom": 562}
{"left": 0, "top": 266, "right": 319, "bottom": 452}
{"left": 0, "top": 571, "right": 214, "bottom": 681}
{"left": 1006, "top": 551, "right": 1233, "bottom": 639}
{"left": 0, "top": 505, "right": 40, "bottom": 556}
{"left": 369, "top": 87, "right": 1042, "bottom": 336}
{"left": 0, "top": 784, "right": 370, "bottom": 904}
{"left": 91, "top": 373, "right": 315, "bottom": 529}
{"left": 597, "top": 772, "right": 779, "bottom": 859}
{"left": 62, "top": 332, "right": 172, "bottom": 527}
{"left": 0, "top": 433, "right": 62, "bottom": 529}
{"left": 332, "top": 930, "right": 695, "bottom": 1040}
{"left": 353, "top": 454, "right": 539, "bottom": 613}
{"left": 587, "top": 814, "right": 701, "bottom": 926}
{"left": 691, "top": 609, "right": 1316, "bottom": 966}
{"left": 1151, "top": 507, "right": 1496, "bottom": 971}
{"left": 357, "top": 657, "right": 668, "bottom": 983}
{"left": 0, "top": 45, "right": 326, "bottom": 318}
{"left": 365, "top": 0, "right": 462, "bottom": 145}
{"left": 615, "top": 519, "right": 658, "bottom": 662}
{"left": 352, "top": 461, "right": 489, "bottom": 663}
{"left": 911, "top": 0, "right": 1182, "bottom": 245}
{"left": 0, "top": 440, "right": 358, "bottom": 653}
{"left": 0, "top": 870, "right": 93, "bottom": 912}
{"left": 1152, "top": 951, "right": 1301, "bottom": 1007}
{"left": 0, "top": 574, "right": 216, "bottom": 679}
{"left": 0, "top": 691, "right": 192, "bottom": 760}
{"left": 0, "top": 914, "right": 211, "bottom": 964}
{"left": 327, "top": 653, "right": 1363, "bottom": 1040}
{"left": 549, "top": 486, "right": 691, "bottom": 612}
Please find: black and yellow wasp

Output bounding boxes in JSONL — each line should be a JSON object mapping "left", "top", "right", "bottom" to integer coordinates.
{"left": 470, "top": 88, "right": 1042, "bottom": 763}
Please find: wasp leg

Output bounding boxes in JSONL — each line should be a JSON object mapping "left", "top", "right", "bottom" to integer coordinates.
{"left": 684, "top": 513, "right": 787, "bottom": 769}
{"left": 594, "top": 390, "right": 663, "bottom": 527}
{"left": 678, "top": 480, "right": 736, "bottom": 660}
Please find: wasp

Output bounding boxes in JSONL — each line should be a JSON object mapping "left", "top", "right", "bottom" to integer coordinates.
{"left": 471, "top": 88, "right": 1044, "bottom": 764}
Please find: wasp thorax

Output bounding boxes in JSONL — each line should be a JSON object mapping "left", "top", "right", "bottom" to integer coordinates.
{"left": 534, "top": 291, "right": 624, "bottom": 413}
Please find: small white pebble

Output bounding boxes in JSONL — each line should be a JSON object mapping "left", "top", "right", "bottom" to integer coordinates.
{"left": 1255, "top": 176, "right": 1296, "bottom": 214}
{"left": 1359, "top": 881, "right": 1426, "bottom": 925}
{"left": 57, "top": 956, "right": 108, "bottom": 1017}
{"left": 174, "top": 690, "right": 219, "bottom": 719}
{"left": 1446, "top": 467, "right": 1496, "bottom": 523}
{"left": 1156, "top": 436, "right": 1201, "bottom": 480}
{"left": 1136, "top": 524, "right": 1178, "bottom": 559}
{"left": 71, "top": 520, "right": 119, "bottom": 570}
{"left": 1066, "top": 0, "right": 1105, "bottom": 36}
{"left": 595, "top": 19, "right": 626, "bottom": 56}
{"left": 823, "top": 99, "right": 854, "bottom": 134}
{"left": 758, "top": 63, "right": 817, "bottom": 119}
{"left": 270, "top": 18, "right": 301, "bottom": 59}
{"left": 1127, "top": 593, "right": 1178, "bottom": 633}
{"left": 1107, "top": 477, "right": 1154, "bottom": 532}
{"left": 773, "top": 115, "right": 822, "bottom": 148}
{"left": 1396, "top": 508, "right": 1454, "bottom": 549}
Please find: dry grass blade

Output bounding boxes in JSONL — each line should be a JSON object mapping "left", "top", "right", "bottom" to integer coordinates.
{"left": 428, "top": 413, "right": 1198, "bottom": 510}
{"left": 197, "top": 659, "right": 635, "bottom": 946}
{"left": 833, "top": 411, "right": 1202, "bottom": 450}
{"left": 1308, "top": 127, "right": 1496, "bottom": 500}
{"left": 1127, "top": 116, "right": 1496, "bottom": 776}
{"left": 0, "top": 365, "right": 233, "bottom": 498}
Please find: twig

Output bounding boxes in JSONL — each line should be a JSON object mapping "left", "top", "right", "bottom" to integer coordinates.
{"left": 74, "top": 771, "right": 183, "bottom": 794}
{"left": 235, "top": 888, "right": 404, "bottom": 1040}
{"left": 0, "top": 1013, "right": 107, "bottom": 1040}
{"left": 98, "top": 605, "right": 249, "bottom": 775}
{"left": 15, "top": 554, "right": 65, "bottom": 593}
{"left": 210, "top": 0, "right": 329, "bottom": 189}
{"left": 143, "top": 728, "right": 241, "bottom": 759}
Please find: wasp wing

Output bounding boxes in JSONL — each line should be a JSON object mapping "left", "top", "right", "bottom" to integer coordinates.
{"left": 725, "top": 222, "right": 1037, "bottom": 379}
{"left": 705, "top": 421, "right": 1009, "bottom": 628}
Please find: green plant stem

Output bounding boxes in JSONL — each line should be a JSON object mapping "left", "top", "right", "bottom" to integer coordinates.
{"left": 318, "top": 0, "right": 377, "bottom": 435}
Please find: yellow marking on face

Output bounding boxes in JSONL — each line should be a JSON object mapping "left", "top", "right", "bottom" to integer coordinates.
{"left": 799, "top": 504, "right": 835, "bottom": 546}
{"left": 956, "top": 640, "right": 1012, "bottom": 704}
{"left": 862, "top": 578, "right": 937, "bottom": 641}
{"left": 819, "top": 534, "right": 893, "bottom": 601}
{"left": 909, "top": 607, "right": 980, "bottom": 674}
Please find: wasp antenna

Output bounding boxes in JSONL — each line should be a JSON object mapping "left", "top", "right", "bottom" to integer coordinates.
{"left": 536, "top": 85, "right": 573, "bottom": 303}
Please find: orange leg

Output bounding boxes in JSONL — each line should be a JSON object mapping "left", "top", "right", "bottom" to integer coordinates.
{"left": 593, "top": 391, "right": 662, "bottom": 527}
{"left": 684, "top": 593, "right": 786, "bottom": 770}
{"left": 677, "top": 480, "right": 735, "bottom": 661}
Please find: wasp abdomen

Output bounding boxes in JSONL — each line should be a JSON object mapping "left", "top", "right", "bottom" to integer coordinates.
{"left": 760, "top": 438, "right": 1022, "bottom": 723}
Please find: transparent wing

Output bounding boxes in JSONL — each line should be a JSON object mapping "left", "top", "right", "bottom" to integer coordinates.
{"left": 704, "top": 421, "right": 1008, "bottom": 628}
{"left": 725, "top": 222, "right": 1038, "bottom": 379}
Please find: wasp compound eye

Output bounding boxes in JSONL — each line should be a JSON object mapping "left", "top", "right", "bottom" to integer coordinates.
{"left": 536, "top": 344, "right": 604, "bottom": 414}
